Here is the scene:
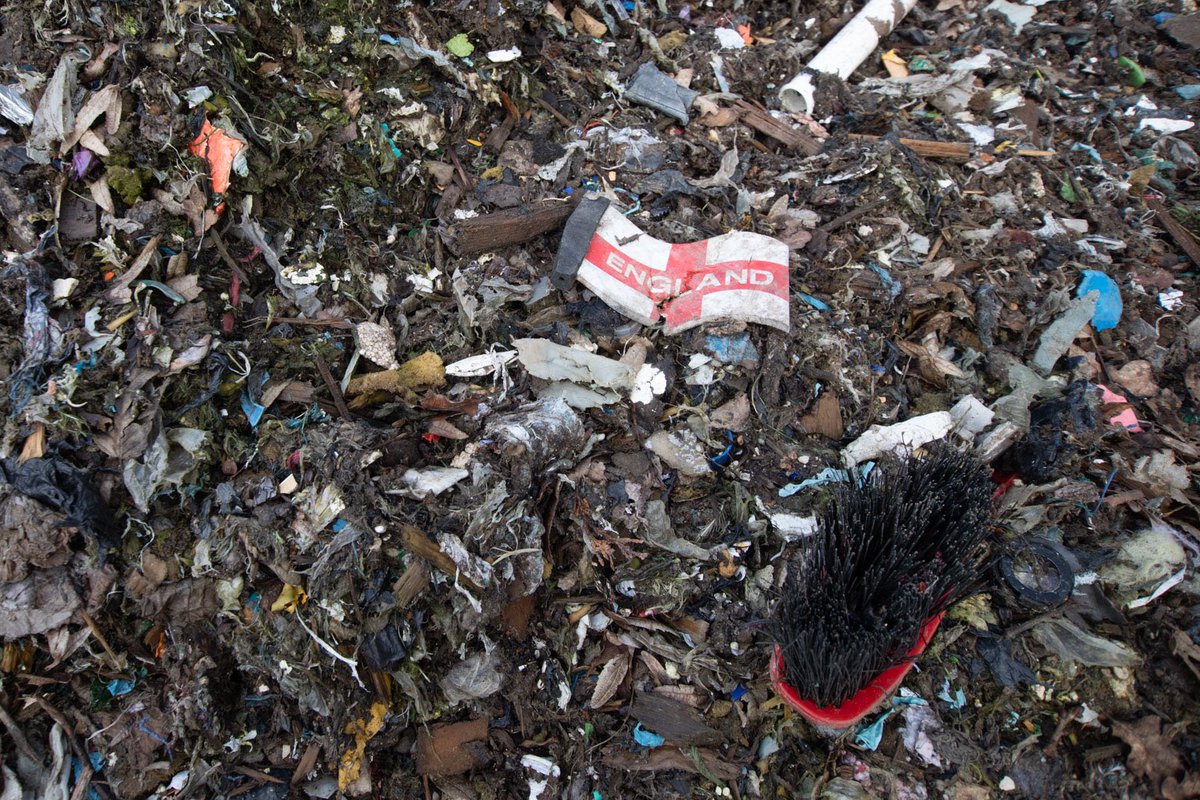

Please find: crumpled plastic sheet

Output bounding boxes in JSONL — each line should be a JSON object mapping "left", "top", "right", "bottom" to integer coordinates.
{"left": 440, "top": 646, "right": 505, "bottom": 704}
{"left": 1031, "top": 616, "right": 1139, "bottom": 667}
{"left": 4, "top": 261, "right": 64, "bottom": 413}
{"left": 0, "top": 454, "right": 118, "bottom": 550}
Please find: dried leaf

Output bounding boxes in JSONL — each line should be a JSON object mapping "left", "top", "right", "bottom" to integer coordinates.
{"left": 1111, "top": 716, "right": 1182, "bottom": 783}
{"left": 427, "top": 418, "right": 469, "bottom": 440}
{"left": 590, "top": 651, "right": 631, "bottom": 709}
{"left": 1163, "top": 774, "right": 1200, "bottom": 800}
{"left": 93, "top": 369, "right": 158, "bottom": 461}
{"left": 61, "top": 84, "right": 121, "bottom": 154}
{"left": 104, "top": 235, "right": 162, "bottom": 304}
{"left": 89, "top": 176, "right": 115, "bottom": 215}
{"left": 0, "top": 569, "right": 80, "bottom": 638}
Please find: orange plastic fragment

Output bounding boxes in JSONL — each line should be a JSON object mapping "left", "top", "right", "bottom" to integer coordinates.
{"left": 188, "top": 119, "right": 245, "bottom": 196}
{"left": 737, "top": 24, "right": 752, "bottom": 45}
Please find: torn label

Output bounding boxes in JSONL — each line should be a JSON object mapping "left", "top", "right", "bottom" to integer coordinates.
{"left": 559, "top": 202, "right": 790, "bottom": 334}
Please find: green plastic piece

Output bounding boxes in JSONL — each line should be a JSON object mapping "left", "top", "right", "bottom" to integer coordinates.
{"left": 1117, "top": 56, "right": 1145, "bottom": 88}
{"left": 446, "top": 33, "right": 474, "bottom": 58}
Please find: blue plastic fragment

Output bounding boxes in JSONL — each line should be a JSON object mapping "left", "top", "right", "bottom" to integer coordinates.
{"left": 379, "top": 33, "right": 400, "bottom": 44}
{"left": 106, "top": 679, "right": 134, "bottom": 697}
{"left": 779, "top": 466, "right": 849, "bottom": 497}
{"left": 855, "top": 710, "right": 894, "bottom": 750}
{"left": 705, "top": 332, "right": 760, "bottom": 365}
{"left": 331, "top": 518, "right": 349, "bottom": 533}
{"left": 938, "top": 680, "right": 967, "bottom": 709}
{"left": 71, "top": 754, "right": 105, "bottom": 800}
{"left": 632, "top": 723, "right": 665, "bottom": 748}
{"left": 1153, "top": 11, "right": 1176, "bottom": 24}
{"left": 798, "top": 293, "right": 830, "bottom": 311}
{"left": 778, "top": 463, "right": 874, "bottom": 497}
{"left": 730, "top": 684, "right": 748, "bottom": 701}
{"left": 1077, "top": 270, "right": 1122, "bottom": 331}
{"left": 868, "top": 262, "right": 902, "bottom": 300}
{"left": 241, "top": 393, "right": 266, "bottom": 427}
{"left": 1071, "top": 142, "right": 1103, "bottom": 163}
{"left": 1176, "top": 85, "right": 1200, "bottom": 101}
{"left": 380, "top": 123, "right": 402, "bottom": 158}
{"left": 708, "top": 431, "right": 736, "bottom": 469}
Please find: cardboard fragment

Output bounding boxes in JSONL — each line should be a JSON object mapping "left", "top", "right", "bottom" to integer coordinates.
{"left": 415, "top": 718, "right": 490, "bottom": 776}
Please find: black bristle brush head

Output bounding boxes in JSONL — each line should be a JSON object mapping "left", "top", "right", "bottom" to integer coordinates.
{"left": 774, "top": 446, "right": 994, "bottom": 708}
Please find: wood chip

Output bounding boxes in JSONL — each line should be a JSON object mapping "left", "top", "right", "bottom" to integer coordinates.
{"left": 500, "top": 594, "right": 535, "bottom": 640}
{"left": 602, "top": 745, "right": 738, "bottom": 782}
{"left": 797, "top": 392, "right": 843, "bottom": 439}
{"left": 445, "top": 199, "right": 577, "bottom": 256}
{"left": 847, "top": 133, "right": 971, "bottom": 162}
{"left": 1147, "top": 198, "right": 1200, "bottom": 267}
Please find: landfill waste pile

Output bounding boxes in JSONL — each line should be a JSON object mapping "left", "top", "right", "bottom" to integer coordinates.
{"left": 0, "top": 0, "right": 1199, "bottom": 797}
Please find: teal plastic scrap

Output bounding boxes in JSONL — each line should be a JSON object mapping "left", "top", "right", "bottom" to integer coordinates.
{"left": 632, "top": 723, "right": 665, "bottom": 748}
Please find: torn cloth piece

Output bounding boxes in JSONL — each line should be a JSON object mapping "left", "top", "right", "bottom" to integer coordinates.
{"left": 567, "top": 203, "right": 790, "bottom": 334}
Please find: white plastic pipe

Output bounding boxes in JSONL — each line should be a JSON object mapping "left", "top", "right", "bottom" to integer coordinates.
{"left": 779, "top": 0, "right": 919, "bottom": 113}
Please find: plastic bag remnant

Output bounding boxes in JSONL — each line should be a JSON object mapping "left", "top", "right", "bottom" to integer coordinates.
{"left": 555, "top": 198, "right": 790, "bottom": 334}
{"left": 6, "top": 261, "right": 65, "bottom": 414}
{"left": 841, "top": 411, "right": 953, "bottom": 467}
{"left": 1031, "top": 616, "right": 1139, "bottom": 667}
{"left": 1032, "top": 291, "right": 1097, "bottom": 375}
{"left": 484, "top": 398, "right": 585, "bottom": 492}
{"left": 1077, "top": 270, "right": 1122, "bottom": 331}
{"left": 625, "top": 62, "right": 699, "bottom": 124}
{"left": 440, "top": 647, "right": 505, "bottom": 704}
{"left": 1, "top": 455, "right": 118, "bottom": 549}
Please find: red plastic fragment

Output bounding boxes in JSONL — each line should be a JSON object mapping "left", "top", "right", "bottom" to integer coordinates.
{"left": 771, "top": 613, "right": 944, "bottom": 730}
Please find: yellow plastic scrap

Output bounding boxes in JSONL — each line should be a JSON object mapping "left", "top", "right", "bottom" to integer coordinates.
{"left": 270, "top": 583, "right": 308, "bottom": 613}
{"left": 338, "top": 701, "right": 390, "bottom": 791}
{"left": 882, "top": 49, "right": 909, "bottom": 78}
{"left": 345, "top": 351, "right": 446, "bottom": 402}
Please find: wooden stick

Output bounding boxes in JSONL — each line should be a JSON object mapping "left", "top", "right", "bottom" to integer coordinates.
{"left": 536, "top": 96, "right": 574, "bottom": 129}
{"left": 444, "top": 198, "right": 578, "bottom": 256}
{"left": 733, "top": 100, "right": 821, "bottom": 155}
{"left": 314, "top": 353, "right": 352, "bottom": 420}
{"left": 847, "top": 133, "right": 971, "bottom": 161}
{"left": 77, "top": 605, "right": 122, "bottom": 669}
{"left": 1147, "top": 198, "right": 1200, "bottom": 267}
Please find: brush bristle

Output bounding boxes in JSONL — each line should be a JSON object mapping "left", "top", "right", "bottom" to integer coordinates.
{"left": 774, "top": 447, "right": 993, "bottom": 708}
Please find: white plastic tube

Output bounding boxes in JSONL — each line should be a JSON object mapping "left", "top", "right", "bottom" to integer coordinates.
{"left": 779, "top": 0, "right": 919, "bottom": 113}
